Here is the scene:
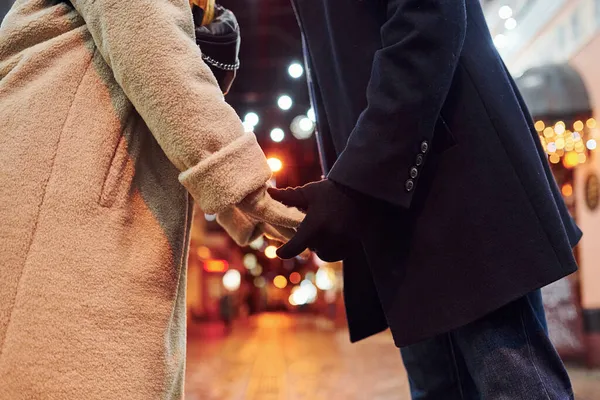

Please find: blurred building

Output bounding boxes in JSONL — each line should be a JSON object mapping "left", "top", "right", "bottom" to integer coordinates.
{"left": 483, "top": 0, "right": 600, "bottom": 366}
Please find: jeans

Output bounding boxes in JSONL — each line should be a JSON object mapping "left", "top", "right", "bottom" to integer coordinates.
{"left": 400, "top": 290, "right": 574, "bottom": 399}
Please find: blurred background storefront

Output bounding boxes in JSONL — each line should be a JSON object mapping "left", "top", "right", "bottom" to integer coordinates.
{"left": 186, "top": 202, "right": 346, "bottom": 330}
{"left": 482, "top": 0, "right": 600, "bottom": 367}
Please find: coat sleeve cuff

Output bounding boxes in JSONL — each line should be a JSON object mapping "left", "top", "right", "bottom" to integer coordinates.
{"left": 327, "top": 150, "right": 414, "bottom": 209}
{"left": 179, "top": 133, "right": 272, "bottom": 214}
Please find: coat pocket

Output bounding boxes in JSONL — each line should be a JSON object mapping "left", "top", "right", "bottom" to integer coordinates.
{"left": 98, "top": 127, "right": 131, "bottom": 208}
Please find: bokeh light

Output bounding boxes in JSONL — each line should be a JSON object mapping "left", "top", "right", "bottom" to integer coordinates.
{"left": 243, "top": 253, "right": 257, "bottom": 269}
{"left": 250, "top": 264, "right": 263, "bottom": 277}
{"left": 288, "top": 62, "right": 304, "bottom": 79}
{"left": 291, "top": 115, "right": 315, "bottom": 139}
{"left": 498, "top": 5, "right": 513, "bottom": 19}
{"left": 254, "top": 276, "right": 266, "bottom": 288}
{"left": 563, "top": 151, "right": 579, "bottom": 168}
{"left": 244, "top": 112, "right": 259, "bottom": 127}
{"left": 315, "top": 266, "right": 336, "bottom": 290}
{"left": 267, "top": 157, "right": 283, "bottom": 172}
{"left": 222, "top": 269, "right": 241, "bottom": 291}
{"left": 586, "top": 118, "right": 597, "bottom": 129}
{"left": 270, "top": 128, "right": 285, "bottom": 143}
{"left": 535, "top": 121, "right": 545, "bottom": 131}
{"left": 277, "top": 95, "right": 293, "bottom": 111}
{"left": 196, "top": 246, "right": 211, "bottom": 260}
{"left": 562, "top": 183, "right": 573, "bottom": 197}
{"left": 289, "top": 272, "right": 301, "bottom": 284}
{"left": 273, "top": 275, "right": 288, "bottom": 289}
{"left": 505, "top": 18, "right": 517, "bottom": 30}
{"left": 265, "top": 245, "right": 278, "bottom": 259}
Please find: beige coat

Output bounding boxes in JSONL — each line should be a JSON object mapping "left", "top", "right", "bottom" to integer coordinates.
{"left": 0, "top": 0, "right": 302, "bottom": 398}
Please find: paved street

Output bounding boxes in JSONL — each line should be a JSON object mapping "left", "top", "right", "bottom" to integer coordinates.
{"left": 185, "top": 313, "right": 600, "bottom": 400}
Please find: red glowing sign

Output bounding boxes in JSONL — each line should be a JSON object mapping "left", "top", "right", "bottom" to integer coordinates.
{"left": 203, "top": 259, "right": 229, "bottom": 273}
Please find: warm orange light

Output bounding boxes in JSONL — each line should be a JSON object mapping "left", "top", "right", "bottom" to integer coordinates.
{"left": 573, "top": 121, "right": 584, "bottom": 132}
{"left": 549, "top": 154, "right": 560, "bottom": 164}
{"left": 273, "top": 275, "right": 288, "bottom": 289}
{"left": 555, "top": 121, "right": 566, "bottom": 135}
{"left": 587, "top": 118, "right": 597, "bottom": 129}
{"left": 265, "top": 245, "right": 278, "bottom": 259}
{"left": 267, "top": 157, "right": 283, "bottom": 172}
{"left": 289, "top": 272, "right": 301, "bottom": 284}
{"left": 203, "top": 259, "right": 229, "bottom": 273}
{"left": 535, "top": 121, "right": 545, "bottom": 132}
{"left": 563, "top": 151, "right": 579, "bottom": 169}
{"left": 196, "top": 246, "right": 211, "bottom": 260}
{"left": 543, "top": 127, "right": 554, "bottom": 138}
{"left": 561, "top": 183, "right": 573, "bottom": 197}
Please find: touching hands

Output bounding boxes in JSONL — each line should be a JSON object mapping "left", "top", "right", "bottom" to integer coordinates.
{"left": 268, "top": 180, "right": 371, "bottom": 262}
{"left": 216, "top": 185, "right": 305, "bottom": 246}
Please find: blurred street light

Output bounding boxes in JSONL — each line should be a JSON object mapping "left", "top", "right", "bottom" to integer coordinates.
{"left": 494, "top": 34, "right": 508, "bottom": 49}
{"left": 288, "top": 62, "right": 304, "bottom": 79}
{"left": 291, "top": 115, "right": 315, "bottom": 139}
{"left": 273, "top": 275, "right": 288, "bottom": 289}
{"left": 505, "top": 18, "right": 517, "bottom": 30}
{"left": 290, "top": 272, "right": 301, "bottom": 284}
{"left": 277, "top": 95, "right": 293, "bottom": 111}
{"left": 300, "top": 279, "right": 318, "bottom": 303}
{"left": 316, "top": 266, "right": 336, "bottom": 290}
{"left": 267, "top": 157, "right": 283, "bottom": 172}
{"left": 290, "top": 287, "right": 308, "bottom": 306}
{"left": 244, "top": 112, "right": 259, "bottom": 126}
{"left": 254, "top": 276, "right": 266, "bottom": 288}
{"left": 223, "top": 269, "right": 241, "bottom": 291}
{"left": 196, "top": 246, "right": 211, "bottom": 260}
{"left": 265, "top": 245, "right": 278, "bottom": 259}
{"left": 307, "top": 108, "right": 316, "bottom": 122}
{"left": 270, "top": 128, "right": 285, "bottom": 143}
{"left": 499, "top": 5, "right": 513, "bottom": 19}
{"left": 562, "top": 183, "right": 573, "bottom": 197}
{"left": 251, "top": 264, "right": 263, "bottom": 276}
{"left": 243, "top": 253, "right": 258, "bottom": 269}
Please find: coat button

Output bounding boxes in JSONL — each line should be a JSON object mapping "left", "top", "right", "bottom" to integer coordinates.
{"left": 415, "top": 154, "right": 424, "bottom": 166}
{"left": 410, "top": 167, "right": 418, "bottom": 179}
{"left": 405, "top": 179, "right": 414, "bottom": 192}
{"left": 421, "top": 141, "right": 429, "bottom": 154}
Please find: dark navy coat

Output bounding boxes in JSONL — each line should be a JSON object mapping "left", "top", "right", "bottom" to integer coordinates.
{"left": 292, "top": 0, "right": 582, "bottom": 346}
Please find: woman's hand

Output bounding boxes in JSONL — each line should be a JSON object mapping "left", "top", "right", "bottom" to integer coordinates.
{"left": 216, "top": 186, "right": 304, "bottom": 246}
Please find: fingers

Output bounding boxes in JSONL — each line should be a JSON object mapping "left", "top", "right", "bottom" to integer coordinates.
{"left": 239, "top": 190, "right": 305, "bottom": 228}
{"left": 276, "top": 214, "right": 318, "bottom": 259}
{"left": 267, "top": 187, "right": 309, "bottom": 211}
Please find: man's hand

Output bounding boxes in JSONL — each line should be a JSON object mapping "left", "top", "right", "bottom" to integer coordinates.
{"left": 268, "top": 180, "right": 371, "bottom": 261}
